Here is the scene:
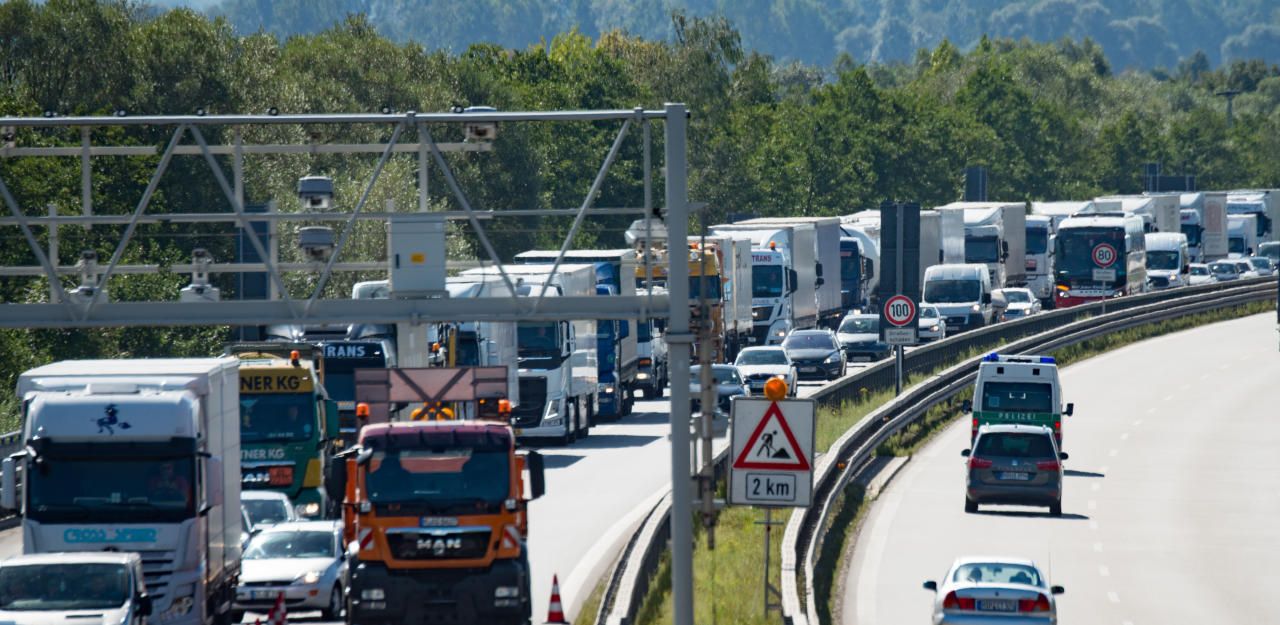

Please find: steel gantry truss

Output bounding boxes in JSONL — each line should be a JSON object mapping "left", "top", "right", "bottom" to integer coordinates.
{"left": 0, "top": 105, "right": 702, "bottom": 625}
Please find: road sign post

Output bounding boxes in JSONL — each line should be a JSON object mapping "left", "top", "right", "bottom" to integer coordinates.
{"left": 729, "top": 397, "right": 815, "bottom": 615}
{"left": 877, "top": 202, "right": 922, "bottom": 395}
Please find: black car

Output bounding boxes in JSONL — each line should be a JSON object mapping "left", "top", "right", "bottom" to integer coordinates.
{"left": 782, "top": 329, "right": 847, "bottom": 381}
{"left": 836, "top": 314, "right": 892, "bottom": 362}
{"left": 689, "top": 365, "right": 749, "bottom": 415}
{"left": 963, "top": 424, "right": 1066, "bottom": 516}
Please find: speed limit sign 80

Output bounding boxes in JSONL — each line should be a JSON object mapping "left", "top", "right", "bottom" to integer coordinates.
{"left": 884, "top": 294, "right": 917, "bottom": 327}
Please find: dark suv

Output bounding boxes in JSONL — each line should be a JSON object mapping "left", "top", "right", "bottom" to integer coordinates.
{"left": 962, "top": 424, "right": 1067, "bottom": 516}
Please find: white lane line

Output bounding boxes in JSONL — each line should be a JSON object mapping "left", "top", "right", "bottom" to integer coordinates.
{"left": 1093, "top": 542, "right": 1103, "bottom": 553}
{"left": 1163, "top": 394, "right": 1175, "bottom": 401}
{"left": 1091, "top": 482, "right": 1101, "bottom": 492}
{"left": 1108, "top": 591, "right": 1121, "bottom": 603}
{"left": 1098, "top": 565, "right": 1110, "bottom": 577}
{"left": 1108, "top": 448, "right": 1119, "bottom": 458}
{"left": 1089, "top": 519, "right": 1099, "bottom": 530}
{"left": 1145, "top": 406, "right": 1156, "bottom": 414}
{"left": 1100, "top": 465, "right": 1109, "bottom": 473}
{"left": 1120, "top": 433, "right": 1130, "bottom": 441}
{"left": 1133, "top": 419, "right": 1143, "bottom": 426}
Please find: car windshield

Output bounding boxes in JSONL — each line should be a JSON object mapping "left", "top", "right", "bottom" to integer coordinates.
{"left": 965, "top": 238, "right": 1000, "bottom": 263}
{"left": 951, "top": 563, "right": 1043, "bottom": 587}
{"left": 752, "top": 265, "right": 784, "bottom": 298}
{"left": 244, "top": 530, "right": 335, "bottom": 560}
{"left": 366, "top": 448, "right": 510, "bottom": 508}
{"left": 1190, "top": 266, "right": 1209, "bottom": 275}
{"left": 919, "top": 307, "right": 938, "bottom": 319}
{"left": 1235, "top": 262, "right": 1252, "bottom": 272}
{"left": 924, "top": 279, "right": 980, "bottom": 303}
{"left": 692, "top": 366, "right": 741, "bottom": 385}
{"left": 1145, "top": 250, "right": 1180, "bottom": 271}
{"left": 243, "top": 499, "right": 292, "bottom": 527}
{"left": 26, "top": 455, "right": 195, "bottom": 523}
{"left": 240, "top": 393, "right": 315, "bottom": 443}
{"left": 839, "top": 317, "right": 878, "bottom": 334}
{"left": 736, "top": 350, "right": 787, "bottom": 365}
{"left": 1001, "top": 290, "right": 1032, "bottom": 303}
{"left": 0, "top": 563, "right": 130, "bottom": 611}
{"left": 783, "top": 333, "right": 835, "bottom": 350}
{"left": 1250, "top": 258, "right": 1272, "bottom": 269}
{"left": 975, "top": 432, "right": 1056, "bottom": 458}
{"left": 981, "top": 382, "right": 1054, "bottom": 412}
{"left": 1210, "top": 263, "right": 1236, "bottom": 273}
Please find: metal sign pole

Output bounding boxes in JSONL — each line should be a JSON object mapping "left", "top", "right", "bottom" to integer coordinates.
{"left": 895, "top": 204, "right": 904, "bottom": 395}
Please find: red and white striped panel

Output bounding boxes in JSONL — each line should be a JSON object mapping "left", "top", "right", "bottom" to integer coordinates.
{"left": 358, "top": 527, "right": 374, "bottom": 551}
{"left": 500, "top": 524, "right": 521, "bottom": 550}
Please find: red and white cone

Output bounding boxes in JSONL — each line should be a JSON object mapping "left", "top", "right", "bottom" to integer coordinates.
{"left": 266, "top": 592, "right": 287, "bottom": 625}
{"left": 545, "top": 574, "right": 569, "bottom": 624}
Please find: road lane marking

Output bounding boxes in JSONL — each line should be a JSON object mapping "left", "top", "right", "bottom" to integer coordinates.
{"left": 1093, "top": 542, "right": 1103, "bottom": 552}
{"left": 855, "top": 484, "right": 906, "bottom": 625}
{"left": 1089, "top": 519, "right": 1099, "bottom": 530}
{"left": 1108, "top": 591, "right": 1120, "bottom": 603}
{"left": 1120, "top": 433, "right": 1129, "bottom": 441}
{"left": 1108, "top": 448, "right": 1119, "bottom": 457}
{"left": 1088, "top": 499, "right": 1098, "bottom": 510}
{"left": 1091, "top": 482, "right": 1101, "bottom": 492}
{"left": 1099, "top": 565, "right": 1110, "bottom": 577}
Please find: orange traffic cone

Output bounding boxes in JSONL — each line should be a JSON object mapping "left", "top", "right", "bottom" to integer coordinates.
{"left": 545, "top": 574, "right": 569, "bottom": 624}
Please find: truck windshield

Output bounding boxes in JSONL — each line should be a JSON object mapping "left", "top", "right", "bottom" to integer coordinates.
{"left": 981, "top": 381, "right": 1054, "bottom": 413}
{"left": 923, "top": 280, "right": 980, "bottom": 303}
{"left": 840, "top": 251, "right": 861, "bottom": 285}
{"left": 240, "top": 394, "right": 316, "bottom": 443}
{"left": 689, "top": 275, "right": 723, "bottom": 300}
{"left": 964, "top": 237, "right": 1001, "bottom": 263}
{"left": 366, "top": 448, "right": 509, "bottom": 509}
{"left": 1228, "top": 238, "right": 1246, "bottom": 255}
{"left": 517, "top": 323, "right": 560, "bottom": 355}
{"left": 1179, "top": 223, "right": 1202, "bottom": 246}
{"left": 1145, "top": 250, "right": 1180, "bottom": 270}
{"left": 1026, "top": 229, "right": 1049, "bottom": 254}
{"left": 27, "top": 456, "right": 195, "bottom": 523}
{"left": 323, "top": 346, "right": 387, "bottom": 404}
{"left": 0, "top": 563, "right": 130, "bottom": 611}
{"left": 752, "top": 265, "right": 784, "bottom": 298}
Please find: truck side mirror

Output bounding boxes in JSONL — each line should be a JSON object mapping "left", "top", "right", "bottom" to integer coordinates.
{"left": 1065, "top": 402, "right": 1074, "bottom": 416}
{"left": 815, "top": 263, "right": 825, "bottom": 286}
{"left": 619, "top": 320, "right": 630, "bottom": 340}
{"left": 206, "top": 456, "right": 224, "bottom": 509}
{"left": 1, "top": 457, "right": 15, "bottom": 510}
{"left": 981, "top": 293, "right": 991, "bottom": 304}
{"left": 526, "top": 451, "right": 546, "bottom": 500}
{"left": 787, "top": 269, "right": 798, "bottom": 295}
{"left": 560, "top": 321, "right": 572, "bottom": 354}
{"left": 136, "top": 593, "right": 152, "bottom": 617}
{"left": 323, "top": 454, "right": 348, "bottom": 504}
{"left": 324, "top": 399, "right": 340, "bottom": 440}
{"left": 961, "top": 399, "right": 972, "bottom": 413}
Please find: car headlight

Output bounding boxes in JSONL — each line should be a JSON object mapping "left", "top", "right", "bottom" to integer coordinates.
{"left": 296, "top": 571, "right": 323, "bottom": 585}
{"left": 296, "top": 502, "right": 321, "bottom": 517}
{"left": 825, "top": 352, "right": 841, "bottom": 363}
{"left": 774, "top": 328, "right": 786, "bottom": 337}
{"left": 928, "top": 324, "right": 939, "bottom": 331}
{"left": 970, "top": 304, "right": 981, "bottom": 313}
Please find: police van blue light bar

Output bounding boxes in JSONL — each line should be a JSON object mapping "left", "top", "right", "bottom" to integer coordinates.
{"left": 983, "top": 353, "right": 1001, "bottom": 362}
{"left": 1040, "top": 356, "right": 1056, "bottom": 364}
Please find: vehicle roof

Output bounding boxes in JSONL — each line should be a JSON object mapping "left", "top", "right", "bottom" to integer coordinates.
{"left": 241, "top": 490, "right": 293, "bottom": 502}
{"left": 787, "top": 329, "right": 834, "bottom": 336}
{"left": 951, "top": 556, "right": 1038, "bottom": 568}
{"left": 257, "top": 520, "right": 340, "bottom": 534}
{"left": 924, "top": 263, "right": 988, "bottom": 279}
{"left": 977, "top": 423, "right": 1055, "bottom": 435}
{"left": 739, "top": 345, "right": 785, "bottom": 352}
{"left": 843, "top": 313, "right": 879, "bottom": 320}
{"left": 1030, "top": 200, "right": 1092, "bottom": 216}
{"left": 1144, "top": 232, "right": 1188, "bottom": 247}
{"left": 1058, "top": 214, "right": 1141, "bottom": 229}
{"left": 21, "top": 357, "right": 238, "bottom": 378}
{"left": 2, "top": 552, "right": 138, "bottom": 566}
{"left": 993, "top": 287, "right": 1034, "bottom": 294}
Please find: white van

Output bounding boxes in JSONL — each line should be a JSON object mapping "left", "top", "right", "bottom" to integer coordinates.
{"left": 1143, "top": 232, "right": 1190, "bottom": 289}
{"left": 922, "top": 263, "right": 1000, "bottom": 332}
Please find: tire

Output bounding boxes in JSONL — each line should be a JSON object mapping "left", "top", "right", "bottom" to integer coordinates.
{"left": 638, "top": 386, "right": 650, "bottom": 400}
{"left": 964, "top": 498, "right": 978, "bottom": 513}
{"left": 321, "top": 584, "right": 343, "bottom": 620}
{"left": 622, "top": 388, "right": 634, "bottom": 415}
{"left": 1049, "top": 501, "right": 1063, "bottom": 517}
{"left": 559, "top": 402, "right": 575, "bottom": 446}
{"left": 230, "top": 611, "right": 244, "bottom": 624}
{"left": 576, "top": 400, "right": 590, "bottom": 440}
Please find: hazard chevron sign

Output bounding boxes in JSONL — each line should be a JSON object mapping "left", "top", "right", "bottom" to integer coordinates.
{"left": 729, "top": 398, "right": 815, "bottom": 508}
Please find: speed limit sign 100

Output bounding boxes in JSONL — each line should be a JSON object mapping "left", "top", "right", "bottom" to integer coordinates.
{"left": 884, "top": 295, "right": 916, "bottom": 327}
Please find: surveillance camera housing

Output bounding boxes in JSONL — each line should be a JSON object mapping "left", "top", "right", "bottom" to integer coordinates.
{"left": 462, "top": 106, "right": 498, "bottom": 143}
{"left": 297, "top": 175, "right": 334, "bottom": 211}
{"left": 298, "top": 226, "right": 335, "bottom": 262}
{"left": 180, "top": 283, "right": 221, "bottom": 303}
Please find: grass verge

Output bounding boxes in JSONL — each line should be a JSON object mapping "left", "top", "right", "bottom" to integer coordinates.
{"left": 636, "top": 302, "right": 1274, "bottom": 625}
{"left": 577, "top": 570, "right": 608, "bottom": 625}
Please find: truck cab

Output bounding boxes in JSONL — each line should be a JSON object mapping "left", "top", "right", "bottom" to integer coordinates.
{"left": 330, "top": 421, "right": 544, "bottom": 625}
{"left": 1025, "top": 215, "right": 1054, "bottom": 304}
{"left": 1228, "top": 214, "right": 1259, "bottom": 259}
{"left": 232, "top": 347, "right": 339, "bottom": 518}
{"left": 965, "top": 353, "right": 1073, "bottom": 445}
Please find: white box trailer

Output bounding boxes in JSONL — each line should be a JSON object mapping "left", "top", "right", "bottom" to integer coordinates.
{"left": 1228, "top": 190, "right": 1278, "bottom": 242}
{"left": 1093, "top": 195, "right": 1179, "bottom": 233}
{"left": 1197, "top": 192, "right": 1230, "bottom": 260}
{"left": 939, "top": 207, "right": 966, "bottom": 264}
{"left": 3, "top": 358, "right": 242, "bottom": 625}
{"left": 738, "top": 217, "right": 843, "bottom": 327}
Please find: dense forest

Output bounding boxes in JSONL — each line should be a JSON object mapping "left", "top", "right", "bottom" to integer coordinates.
{"left": 0, "top": 0, "right": 1279, "bottom": 411}
{"left": 198, "top": 0, "right": 1280, "bottom": 70}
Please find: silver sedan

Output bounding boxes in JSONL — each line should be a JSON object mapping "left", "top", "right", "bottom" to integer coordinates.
{"left": 234, "top": 521, "right": 347, "bottom": 621}
{"left": 923, "top": 556, "right": 1063, "bottom": 624}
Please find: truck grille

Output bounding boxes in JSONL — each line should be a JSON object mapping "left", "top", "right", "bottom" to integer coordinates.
{"left": 1150, "top": 275, "right": 1170, "bottom": 288}
{"left": 386, "top": 529, "right": 492, "bottom": 561}
{"left": 513, "top": 377, "right": 546, "bottom": 427}
{"left": 138, "top": 549, "right": 176, "bottom": 603}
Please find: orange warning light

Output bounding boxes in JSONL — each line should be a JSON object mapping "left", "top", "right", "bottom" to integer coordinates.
{"left": 763, "top": 377, "right": 788, "bottom": 401}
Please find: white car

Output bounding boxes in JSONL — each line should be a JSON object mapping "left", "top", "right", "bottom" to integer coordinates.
{"left": 234, "top": 521, "right": 346, "bottom": 621}
{"left": 918, "top": 305, "right": 947, "bottom": 342}
{"left": 923, "top": 556, "right": 1064, "bottom": 624}
{"left": 733, "top": 346, "right": 797, "bottom": 397}
{"left": 1247, "top": 256, "right": 1275, "bottom": 277}
{"left": 0, "top": 553, "right": 152, "bottom": 625}
{"left": 1233, "top": 259, "right": 1260, "bottom": 279}
{"left": 1187, "top": 263, "right": 1214, "bottom": 285}
{"left": 241, "top": 490, "right": 298, "bottom": 532}
{"left": 993, "top": 288, "right": 1041, "bottom": 321}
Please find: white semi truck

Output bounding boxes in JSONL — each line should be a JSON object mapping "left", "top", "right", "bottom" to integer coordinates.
{"left": 940, "top": 202, "right": 1027, "bottom": 290}
{"left": 1228, "top": 214, "right": 1260, "bottom": 258}
{"left": 710, "top": 222, "right": 816, "bottom": 344}
{"left": 839, "top": 215, "right": 881, "bottom": 307}
{"left": 1092, "top": 195, "right": 1179, "bottom": 233}
{"left": 732, "top": 217, "right": 843, "bottom": 329}
{"left": 1227, "top": 190, "right": 1278, "bottom": 242}
{"left": 1, "top": 358, "right": 242, "bottom": 625}
{"left": 1180, "top": 192, "right": 1229, "bottom": 262}
{"left": 461, "top": 264, "right": 598, "bottom": 444}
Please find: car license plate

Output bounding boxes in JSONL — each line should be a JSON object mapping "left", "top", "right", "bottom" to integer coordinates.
{"left": 978, "top": 599, "right": 1017, "bottom": 612}
{"left": 514, "top": 428, "right": 524, "bottom": 435}
{"left": 1000, "top": 471, "right": 1031, "bottom": 481}
{"left": 251, "top": 590, "right": 279, "bottom": 600}
{"left": 800, "top": 367, "right": 818, "bottom": 373}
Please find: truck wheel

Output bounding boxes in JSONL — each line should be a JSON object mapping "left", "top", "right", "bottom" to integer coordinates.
{"left": 622, "top": 389, "right": 635, "bottom": 415}
{"left": 580, "top": 400, "right": 592, "bottom": 439}
{"left": 321, "top": 584, "right": 343, "bottom": 620}
{"left": 560, "top": 403, "right": 575, "bottom": 446}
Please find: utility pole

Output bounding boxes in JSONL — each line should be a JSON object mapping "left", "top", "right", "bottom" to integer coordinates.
{"left": 1216, "top": 89, "right": 1241, "bottom": 128}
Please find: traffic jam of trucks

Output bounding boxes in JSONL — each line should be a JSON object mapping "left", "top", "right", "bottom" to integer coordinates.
{"left": 0, "top": 186, "right": 1273, "bottom": 625}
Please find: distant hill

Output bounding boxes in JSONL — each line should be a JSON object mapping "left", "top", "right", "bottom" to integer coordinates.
{"left": 194, "top": 0, "right": 1280, "bottom": 70}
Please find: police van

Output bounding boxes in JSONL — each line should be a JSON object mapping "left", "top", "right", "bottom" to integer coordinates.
{"left": 963, "top": 353, "right": 1074, "bottom": 445}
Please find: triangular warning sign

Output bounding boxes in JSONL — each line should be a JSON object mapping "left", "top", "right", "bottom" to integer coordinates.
{"left": 733, "top": 402, "right": 810, "bottom": 471}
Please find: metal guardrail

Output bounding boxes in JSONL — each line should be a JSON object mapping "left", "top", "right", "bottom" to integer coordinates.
{"left": 599, "top": 277, "right": 1276, "bottom": 625}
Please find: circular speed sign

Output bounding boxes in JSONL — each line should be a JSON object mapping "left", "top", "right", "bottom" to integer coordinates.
{"left": 883, "top": 294, "right": 917, "bottom": 327}
{"left": 1092, "top": 243, "right": 1118, "bottom": 268}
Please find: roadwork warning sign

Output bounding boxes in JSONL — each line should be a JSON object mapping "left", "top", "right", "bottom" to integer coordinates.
{"left": 729, "top": 398, "right": 815, "bottom": 507}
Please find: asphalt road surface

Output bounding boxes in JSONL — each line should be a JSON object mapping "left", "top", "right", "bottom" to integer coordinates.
{"left": 842, "top": 313, "right": 1280, "bottom": 625}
